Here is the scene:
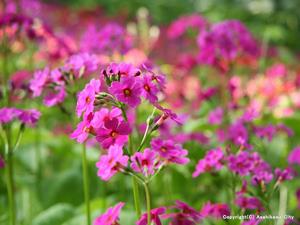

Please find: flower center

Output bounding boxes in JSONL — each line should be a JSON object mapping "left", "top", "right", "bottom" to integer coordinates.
{"left": 85, "top": 96, "right": 91, "bottom": 103}
{"left": 123, "top": 88, "right": 131, "bottom": 96}
{"left": 144, "top": 84, "right": 150, "bottom": 92}
{"left": 110, "top": 131, "right": 118, "bottom": 138}
{"left": 160, "top": 147, "right": 167, "bottom": 152}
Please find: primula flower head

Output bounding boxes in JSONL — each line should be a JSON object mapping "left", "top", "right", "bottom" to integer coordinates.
{"left": 151, "top": 138, "right": 189, "bottom": 165}
{"left": 91, "top": 107, "right": 122, "bottom": 129}
{"left": 93, "top": 202, "right": 124, "bottom": 225}
{"left": 228, "top": 151, "right": 254, "bottom": 176}
{"left": 76, "top": 78, "right": 101, "bottom": 117}
{"left": 235, "top": 195, "right": 264, "bottom": 211}
{"left": 200, "top": 202, "right": 230, "bottom": 219}
{"left": 18, "top": 109, "right": 41, "bottom": 126}
{"left": 70, "top": 112, "right": 95, "bottom": 143}
{"left": 208, "top": 107, "right": 223, "bottom": 125}
{"left": 193, "top": 147, "right": 224, "bottom": 177}
{"left": 96, "top": 145, "right": 128, "bottom": 181}
{"left": 109, "top": 77, "right": 142, "bottom": 107}
{"left": 288, "top": 147, "right": 300, "bottom": 165}
{"left": 136, "top": 207, "right": 166, "bottom": 225}
{"left": 0, "top": 107, "right": 41, "bottom": 125}
{"left": 131, "top": 148, "right": 159, "bottom": 176}
{"left": 140, "top": 75, "right": 159, "bottom": 103}
{"left": 96, "top": 118, "right": 131, "bottom": 149}
{"left": 29, "top": 67, "right": 50, "bottom": 97}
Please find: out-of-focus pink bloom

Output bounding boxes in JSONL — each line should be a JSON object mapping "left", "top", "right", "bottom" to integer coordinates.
{"left": 266, "top": 63, "right": 286, "bottom": 78}
{"left": 96, "top": 145, "right": 128, "bottom": 181}
{"left": 93, "top": 202, "right": 125, "bottom": 225}
{"left": 250, "top": 153, "right": 273, "bottom": 185}
{"left": 0, "top": 107, "right": 21, "bottom": 123}
{"left": 228, "top": 122, "right": 248, "bottom": 146}
{"left": 43, "top": 86, "right": 66, "bottom": 107}
{"left": 193, "top": 148, "right": 224, "bottom": 177}
{"left": 76, "top": 79, "right": 101, "bottom": 117}
{"left": 96, "top": 118, "right": 131, "bottom": 149}
{"left": 136, "top": 207, "right": 166, "bottom": 225}
{"left": 288, "top": 147, "right": 300, "bottom": 165}
{"left": 91, "top": 107, "right": 122, "bottom": 129}
{"left": 109, "top": 77, "right": 142, "bottom": 107}
{"left": 208, "top": 107, "right": 223, "bottom": 125}
{"left": 18, "top": 109, "right": 41, "bottom": 126}
{"left": 163, "top": 201, "right": 201, "bottom": 225}
{"left": 167, "top": 14, "right": 208, "bottom": 39}
{"left": 29, "top": 67, "right": 50, "bottom": 97}
{"left": 151, "top": 138, "right": 189, "bottom": 165}
{"left": 228, "top": 151, "right": 254, "bottom": 176}
{"left": 253, "top": 125, "right": 277, "bottom": 141}
{"left": 197, "top": 20, "right": 259, "bottom": 70}
{"left": 200, "top": 202, "right": 230, "bottom": 218}
{"left": 296, "top": 189, "right": 300, "bottom": 209}
{"left": 235, "top": 195, "right": 264, "bottom": 211}
{"left": 10, "top": 70, "right": 31, "bottom": 90}
{"left": 63, "top": 53, "right": 99, "bottom": 78}
{"left": 242, "top": 218, "right": 262, "bottom": 225}
{"left": 131, "top": 148, "right": 159, "bottom": 176}
{"left": 275, "top": 168, "right": 294, "bottom": 182}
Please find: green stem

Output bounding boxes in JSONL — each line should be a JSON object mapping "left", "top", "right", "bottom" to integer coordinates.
{"left": 120, "top": 106, "right": 142, "bottom": 218}
{"left": 143, "top": 182, "right": 152, "bottom": 225}
{"left": 4, "top": 128, "right": 16, "bottom": 225}
{"left": 81, "top": 144, "right": 91, "bottom": 225}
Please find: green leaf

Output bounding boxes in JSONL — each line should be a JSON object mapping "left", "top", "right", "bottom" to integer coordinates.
{"left": 32, "top": 204, "right": 75, "bottom": 225}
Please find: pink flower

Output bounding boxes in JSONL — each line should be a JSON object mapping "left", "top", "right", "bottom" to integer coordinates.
{"left": 63, "top": 53, "right": 99, "bottom": 78}
{"left": 275, "top": 168, "right": 294, "bottom": 182}
{"left": 18, "top": 109, "right": 41, "bottom": 126}
{"left": 253, "top": 125, "right": 277, "bottom": 141}
{"left": 228, "top": 151, "right": 254, "bottom": 176}
{"left": 228, "top": 122, "right": 248, "bottom": 146}
{"left": 131, "top": 148, "right": 159, "bottom": 176}
{"left": 29, "top": 67, "right": 50, "bottom": 97}
{"left": 91, "top": 107, "right": 122, "bottom": 129}
{"left": 43, "top": 86, "right": 66, "bottom": 107}
{"left": 96, "top": 145, "right": 128, "bottom": 181}
{"left": 109, "top": 77, "right": 142, "bottom": 107}
{"left": 96, "top": 118, "right": 131, "bottom": 149}
{"left": 235, "top": 195, "right": 264, "bottom": 211}
{"left": 93, "top": 202, "right": 124, "bottom": 225}
{"left": 208, "top": 107, "right": 223, "bottom": 125}
{"left": 288, "top": 147, "right": 300, "bottom": 165}
{"left": 193, "top": 148, "right": 224, "bottom": 177}
{"left": 242, "top": 218, "right": 262, "bottom": 225}
{"left": 70, "top": 113, "right": 95, "bottom": 143}
{"left": 0, "top": 107, "right": 21, "bottom": 123}
{"left": 200, "top": 202, "right": 230, "bottom": 218}
{"left": 266, "top": 63, "right": 286, "bottom": 78}
{"left": 167, "top": 14, "right": 208, "bottom": 39}
{"left": 136, "top": 207, "right": 166, "bottom": 225}
{"left": 151, "top": 138, "right": 189, "bottom": 165}
{"left": 140, "top": 75, "right": 159, "bottom": 103}
{"left": 163, "top": 201, "right": 201, "bottom": 225}
{"left": 76, "top": 79, "right": 101, "bottom": 117}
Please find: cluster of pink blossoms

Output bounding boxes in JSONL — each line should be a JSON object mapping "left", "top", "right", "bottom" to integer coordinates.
{"left": 29, "top": 53, "right": 99, "bottom": 106}
{"left": 71, "top": 62, "right": 189, "bottom": 180}
{"left": 0, "top": 107, "right": 41, "bottom": 126}
{"left": 94, "top": 199, "right": 233, "bottom": 225}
